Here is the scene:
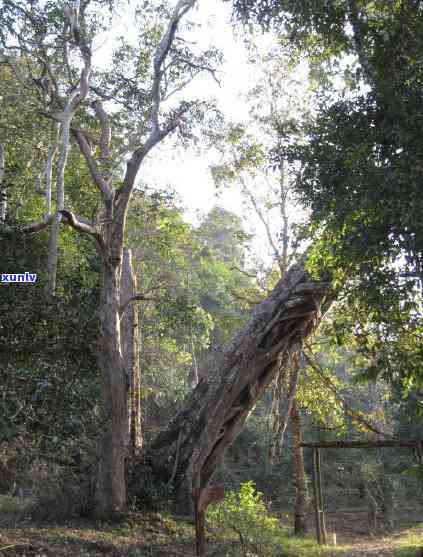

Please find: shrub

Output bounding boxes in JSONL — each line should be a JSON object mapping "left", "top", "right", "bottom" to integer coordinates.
{"left": 207, "top": 480, "right": 284, "bottom": 556}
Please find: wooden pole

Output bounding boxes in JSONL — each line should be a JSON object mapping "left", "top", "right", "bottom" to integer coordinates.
{"left": 312, "top": 447, "right": 322, "bottom": 544}
{"left": 315, "top": 447, "right": 327, "bottom": 544}
{"left": 300, "top": 439, "right": 421, "bottom": 449}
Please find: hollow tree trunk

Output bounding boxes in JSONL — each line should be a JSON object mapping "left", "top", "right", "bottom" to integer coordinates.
{"left": 95, "top": 256, "right": 128, "bottom": 518}
{"left": 120, "top": 248, "right": 142, "bottom": 454}
{"left": 133, "top": 260, "right": 331, "bottom": 513}
{"left": 291, "top": 399, "right": 308, "bottom": 535}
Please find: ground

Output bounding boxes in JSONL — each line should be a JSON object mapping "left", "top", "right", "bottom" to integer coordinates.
{"left": 326, "top": 508, "right": 423, "bottom": 557}
{"left": 0, "top": 496, "right": 422, "bottom": 557}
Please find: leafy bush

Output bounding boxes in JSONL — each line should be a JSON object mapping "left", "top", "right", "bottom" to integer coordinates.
{"left": 207, "top": 481, "right": 284, "bottom": 556}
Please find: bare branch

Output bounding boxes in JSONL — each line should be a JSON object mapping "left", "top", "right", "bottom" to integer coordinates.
{"left": 116, "top": 1, "right": 198, "bottom": 232}
{"left": 119, "top": 292, "right": 160, "bottom": 316}
{"left": 73, "top": 129, "right": 113, "bottom": 201}
{"left": 179, "top": 58, "right": 221, "bottom": 86}
{"left": 92, "top": 100, "right": 111, "bottom": 161}
{"left": 240, "top": 175, "right": 285, "bottom": 275}
{"left": 118, "top": 109, "right": 186, "bottom": 231}
{"left": 59, "top": 209, "right": 105, "bottom": 250}
{"left": 151, "top": 0, "right": 196, "bottom": 134}
{"left": 162, "top": 77, "right": 194, "bottom": 101}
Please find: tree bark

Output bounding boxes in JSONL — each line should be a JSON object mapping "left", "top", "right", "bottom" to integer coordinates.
{"left": 95, "top": 251, "right": 128, "bottom": 518}
{"left": 120, "top": 248, "right": 142, "bottom": 455}
{"left": 0, "top": 144, "right": 6, "bottom": 226}
{"left": 291, "top": 399, "right": 308, "bottom": 535}
{"left": 134, "top": 260, "right": 331, "bottom": 513}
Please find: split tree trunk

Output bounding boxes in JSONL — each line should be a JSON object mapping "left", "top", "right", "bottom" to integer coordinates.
{"left": 291, "top": 400, "right": 308, "bottom": 535}
{"left": 134, "top": 260, "right": 331, "bottom": 513}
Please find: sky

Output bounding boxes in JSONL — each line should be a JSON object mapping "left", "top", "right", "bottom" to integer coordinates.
{"left": 141, "top": 1, "right": 253, "bottom": 222}
{"left": 94, "top": 0, "right": 304, "bottom": 265}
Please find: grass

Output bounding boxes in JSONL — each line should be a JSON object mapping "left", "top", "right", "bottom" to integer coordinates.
{"left": 274, "top": 533, "right": 345, "bottom": 557}
{"left": 0, "top": 496, "right": 422, "bottom": 557}
{"left": 392, "top": 523, "right": 423, "bottom": 557}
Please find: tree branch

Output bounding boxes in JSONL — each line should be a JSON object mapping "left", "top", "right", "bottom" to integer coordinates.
{"left": 151, "top": 0, "right": 196, "bottom": 134}
{"left": 22, "top": 215, "right": 54, "bottom": 234}
{"left": 59, "top": 209, "right": 105, "bottom": 250}
{"left": 73, "top": 129, "right": 112, "bottom": 201}
{"left": 118, "top": 0, "right": 196, "bottom": 222}
{"left": 240, "top": 175, "right": 285, "bottom": 275}
{"left": 119, "top": 292, "right": 160, "bottom": 316}
{"left": 92, "top": 100, "right": 111, "bottom": 162}
{"left": 303, "top": 348, "right": 392, "bottom": 438}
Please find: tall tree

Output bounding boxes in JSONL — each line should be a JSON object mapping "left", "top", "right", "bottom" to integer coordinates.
{"left": 0, "top": 0, "right": 221, "bottom": 517}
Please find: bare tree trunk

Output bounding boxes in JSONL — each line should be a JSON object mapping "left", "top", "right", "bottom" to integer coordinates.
{"left": 95, "top": 253, "right": 128, "bottom": 518}
{"left": 120, "top": 248, "right": 142, "bottom": 455}
{"left": 0, "top": 144, "right": 6, "bottom": 226}
{"left": 291, "top": 399, "right": 308, "bottom": 535}
{"left": 46, "top": 120, "right": 68, "bottom": 295}
{"left": 132, "top": 261, "right": 331, "bottom": 513}
{"left": 44, "top": 127, "right": 60, "bottom": 219}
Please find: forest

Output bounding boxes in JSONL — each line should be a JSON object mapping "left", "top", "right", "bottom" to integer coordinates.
{"left": 0, "top": 1, "right": 423, "bottom": 556}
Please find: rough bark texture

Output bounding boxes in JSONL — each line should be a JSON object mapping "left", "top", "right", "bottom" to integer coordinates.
{"left": 0, "top": 144, "right": 6, "bottom": 226}
{"left": 0, "top": 143, "right": 7, "bottom": 226}
{"left": 95, "top": 252, "right": 128, "bottom": 518}
{"left": 134, "top": 260, "right": 331, "bottom": 513}
{"left": 120, "top": 248, "right": 142, "bottom": 454}
{"left": 291, "top": 400, "right": 308, "bottom": 536}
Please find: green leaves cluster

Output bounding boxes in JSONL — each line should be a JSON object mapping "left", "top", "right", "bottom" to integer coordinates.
{"left": 207, "top": 481, "right": 281, "bottom": 556}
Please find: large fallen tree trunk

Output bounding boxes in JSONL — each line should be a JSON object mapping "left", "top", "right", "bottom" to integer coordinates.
{"left": 130, "top": 260, "right": 332, "bottom": 513}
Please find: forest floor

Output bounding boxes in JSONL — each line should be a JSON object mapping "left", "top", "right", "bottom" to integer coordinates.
{"left": 320, "top": 507, "right": 423, "bottom": 557}
{"left": 0, "top": 496, "right": 422, "bottom": 557}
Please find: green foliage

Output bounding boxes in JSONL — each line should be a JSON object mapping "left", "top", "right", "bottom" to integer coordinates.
{"left": 0, "top": 226, "right": 100, "bottom": 463}
{"left": 125, "top": 193, "right": 255, "bottom": 415}
{"left": 207, "top": 481, "right": 282, "bottom": 556}
{"left": 236, "top": 0, "right": 423, "bottom": 398}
